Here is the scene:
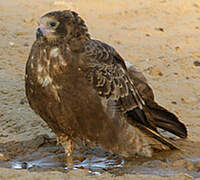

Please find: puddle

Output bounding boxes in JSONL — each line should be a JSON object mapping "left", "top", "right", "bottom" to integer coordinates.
{"left": 0, "top": 135, "right": 200, "bottom": 178}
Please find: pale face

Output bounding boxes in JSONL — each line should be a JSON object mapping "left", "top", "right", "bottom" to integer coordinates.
{"left": 36, "top": 10, "right": 88, "bottom": 44}
{"left": 36, "top": 17, "right": 60, "bottom": 41}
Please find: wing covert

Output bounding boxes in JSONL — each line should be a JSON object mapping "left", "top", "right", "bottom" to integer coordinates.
{"left": 82, "top": 40, "right": 144, "bottom": 113}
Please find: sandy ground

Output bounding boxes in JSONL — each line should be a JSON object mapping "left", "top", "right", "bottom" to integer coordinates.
{"left": 0, "top": 0, "right": 200, "bottom": 179}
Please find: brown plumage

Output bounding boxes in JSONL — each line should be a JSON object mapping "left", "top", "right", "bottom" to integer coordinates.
{"left": 25, "top": 10, "right": 187, "bottom": 168}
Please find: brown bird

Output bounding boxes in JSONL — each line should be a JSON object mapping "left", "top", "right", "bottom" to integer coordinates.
{"left": 25, "top": 10, "right": 187, "bottom": 168}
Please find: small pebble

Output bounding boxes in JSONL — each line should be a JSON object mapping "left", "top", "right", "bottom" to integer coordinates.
{"left": 0, "top": 90, "right": 8, "bottom": 94}
{"left": 9, "top": 42, "right": 15, "bottom": 47}
{"left": 0, "top": 134, "right": 8, "bottom": 137}
{"left": 155, "top": 27, "right": 164, "bottom": 32}
{"left": 193, "top": 60, "right": 200, "bottom": 67}
{"left": 88, "top": 171, "right": 102, "bottom": 176}
{"left": 21, "top": 162, "right": 28, "bottom": 169}
{"left": 20, "top": 97, "right": 28, "bottom": 105}
{"left": 181, "top": 96, "right": 198, "bottom": 104}
{"left": 18, "top": 49, "right": 25, "bottom": 55}
{"left": 114, "top": 40, "right": 121, "bottom": 44}
{"left": 24, "top": 43, "right": 29, "bottom": 47}
{"left": 23, "top": 18, "right": 34, "bottom": 24}
{"left": 171, "top": 101, "right": 177, "bottom": 105}
{"left": 193, "top": 3, "right": 200, "bottom": 8}
{"left": 16, "top": 32, "right": 24, "bottom": 36}
{"left": 150, "top": 67, "right": 163, "bottom": 76}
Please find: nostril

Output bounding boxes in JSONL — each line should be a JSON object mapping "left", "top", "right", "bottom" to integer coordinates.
{"left": 36, "top": 28, "right": 43, "bottom": 39}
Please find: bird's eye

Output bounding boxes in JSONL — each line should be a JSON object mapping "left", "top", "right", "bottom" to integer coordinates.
{"left": 50, "top": 21, "right": 57, "bottom": 27}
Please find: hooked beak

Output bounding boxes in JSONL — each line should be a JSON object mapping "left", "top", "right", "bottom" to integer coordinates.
{"left": 36, "top": 27, "right": 43, "bottom": 39}
{"left": 36, "top": 24, "right": 51, "bottom": 40}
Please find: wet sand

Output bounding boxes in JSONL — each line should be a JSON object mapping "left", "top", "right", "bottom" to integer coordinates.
{"left": 0, "top": 0, "right": 200, "bottom": 179}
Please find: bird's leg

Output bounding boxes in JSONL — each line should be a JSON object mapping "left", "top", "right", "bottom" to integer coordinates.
{"left": 57, "top": 135, "right": 74, "bottom": 169}
{"left": 64, "top": 138, "right": 74, "bottom": 169}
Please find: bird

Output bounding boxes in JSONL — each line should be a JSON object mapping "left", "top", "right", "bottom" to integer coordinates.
{"left": 25, "top": 10, "right": 187, "bottom": 168}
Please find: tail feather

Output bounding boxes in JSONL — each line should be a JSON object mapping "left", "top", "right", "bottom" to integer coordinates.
{"left": 127, "top": 108, "right": 181, "bottom": 151}
{"left": 127, "top": 103, "right": 187, "bottom": 150}
{"left": 135, "top": 123, "right": 179, "bottom": 150}
{"left": 146, "top": 101, "right": 187, "bottom": 138}
{"left": 126, "top": 64, "right": 187, "bottom": 149}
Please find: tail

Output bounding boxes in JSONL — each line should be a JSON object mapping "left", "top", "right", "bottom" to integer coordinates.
{"left": 126, "top": 64, "right": 187, "bottom": 149}
{"left": 145, "top": 101, "right": 187, "bottom": 139}
{"left": 127, "top": 109, "right": 177, "bottom": 150}
{"left": 135, "top": 123, "right": 179, "bottom": 150}
{"left": 126, "top": 103, "right": 187, "bottom": 150}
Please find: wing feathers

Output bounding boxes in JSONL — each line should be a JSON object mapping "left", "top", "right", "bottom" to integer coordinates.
{"left": 83, "top": 39, "right": 187, "bottom": 142}
{"left": 146, "top": 101, "right": 187, "bottom": 138}
{"left": 128, "top": 65, "right": 187, "bottom": 138}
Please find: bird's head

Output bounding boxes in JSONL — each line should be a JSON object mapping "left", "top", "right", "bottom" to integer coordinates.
{"left": 36, "top": 10, "right": 90, "bottom": 44}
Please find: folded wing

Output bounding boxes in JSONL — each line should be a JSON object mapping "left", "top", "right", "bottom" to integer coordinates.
{"left": 82, "top": 39, "right": 187, "bottom": 151}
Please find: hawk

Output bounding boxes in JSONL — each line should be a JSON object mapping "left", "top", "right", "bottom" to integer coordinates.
{"left": 25, "top": 10, "right": 187, "bottom": 168}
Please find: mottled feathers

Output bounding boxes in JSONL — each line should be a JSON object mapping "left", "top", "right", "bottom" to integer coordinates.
{"left": 25, "top": 10, "right": 187, "bottom": 162}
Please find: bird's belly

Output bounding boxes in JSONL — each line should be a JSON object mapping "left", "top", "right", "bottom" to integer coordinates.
{"left": 26, "top": 74, "right": 154, "bottom": 158}
{"left": 26, "top": 72, "right": 111, "bottom": 138}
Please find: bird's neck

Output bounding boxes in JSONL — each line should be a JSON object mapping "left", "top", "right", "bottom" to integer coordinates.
{"left": 68, "top": 33, "right": 90, "bottom": 52}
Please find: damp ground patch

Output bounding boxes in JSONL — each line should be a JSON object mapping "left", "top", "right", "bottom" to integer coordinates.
{"left": 0, "top": 134, "right": 200, "bottom": 178}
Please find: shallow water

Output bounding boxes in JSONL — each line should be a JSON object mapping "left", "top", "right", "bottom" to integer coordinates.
{"left": 1, "top": 154, "right": 200, "bottom": 177}
{"left": 0, "top": 135, "right": 200, "bottom": 178}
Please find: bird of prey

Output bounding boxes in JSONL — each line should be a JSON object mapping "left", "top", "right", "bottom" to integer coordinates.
{"left": 25, "top": 10, "right": 187, "bottom": 168}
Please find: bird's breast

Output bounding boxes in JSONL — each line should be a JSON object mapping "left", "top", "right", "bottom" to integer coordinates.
{"left": 26, "top": 46, "right": 70, "bottom": 102}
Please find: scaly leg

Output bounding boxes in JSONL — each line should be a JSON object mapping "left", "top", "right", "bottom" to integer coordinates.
{"left": 64, "top": 138, "right": 74, "bottom": 169}
{"left": 57, "top": 135, "right": 74, "bottom": 169}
